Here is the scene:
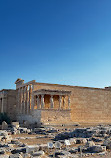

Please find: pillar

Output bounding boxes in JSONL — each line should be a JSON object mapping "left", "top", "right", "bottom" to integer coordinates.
{"left": 59, "top": 95, "right": 62, "bottom": 109}
{"left": 17, "top": 88, "right": 20, "bottom": 112}
{"left": 22, "top": 87, "right": 25, "bottom": 114}
{"left": 63, "top": 96, "right": 65, "bottom": 109}
{"left": 23, "top": 87, "right": 26, "bottom": 114}
{"left": 0, "top": 98, "right": 2, "bottom": 113}
{"left": 68, "top": 95, "right": 70, "bottom": 109}
{"left": 50, "top": 95, "right": 54, "bottom": 108}
{"left": 21, "top": 87, "right": 24, "bottom": 114}
{"left": 31, "top": 84, "right": 34, "bottom": 112}
{"left": 34, "top": 96, "right": 36, "bottom": 109}
{"left": 27, "top": 85, "right": 29, "bottom": 114}
{"left": 29, "top": 84, "right": 32, "bottom": 113}
{"left": 20, "top": 88, "right": 22, "bottom": 113}
{"left": 1, "top": 98, "right": 4, "bottom": 113}
{"left": 37, "top": 95, "right": 40, "bottom": 109}
{"left": 25, "top": 86, "right": 28, "bottom": 114}
{"left": 41, "top": 95, "right": 45, "bottom": 109}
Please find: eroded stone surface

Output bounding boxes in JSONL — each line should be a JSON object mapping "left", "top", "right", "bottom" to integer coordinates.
{"left": 0, "top": 124, "right": 111, "bottom": 158}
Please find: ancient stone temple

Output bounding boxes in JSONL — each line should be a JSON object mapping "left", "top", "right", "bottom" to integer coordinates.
{"left": 15, "top": 79, "right": 71, "bottom": 125}
{"left": 0, "top": 89, "right": 16, "bottom": 120}
{"left": 1, "top": 78, "right": 111, "bottom": 125}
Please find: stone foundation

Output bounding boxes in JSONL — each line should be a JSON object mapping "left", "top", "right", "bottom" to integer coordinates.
{"left": 40, "top": 109, "right": 71, "bottom": 125}
{"left": 17, "top": 109, "right": 71, "bottom": 126}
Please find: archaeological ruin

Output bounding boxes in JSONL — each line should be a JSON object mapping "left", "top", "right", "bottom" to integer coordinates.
{"left": 0, "top": 78, "right": 111, "bottom": 125}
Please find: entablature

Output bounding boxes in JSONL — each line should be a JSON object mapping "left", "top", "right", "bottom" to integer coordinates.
{"left": 33, "top": 89, "right": 71, "bottom": 96}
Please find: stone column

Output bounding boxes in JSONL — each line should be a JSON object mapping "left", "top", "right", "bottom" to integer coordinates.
{"left": 0, "top": 99, "right": 1, "bottom": 113}
{"left": 1, "top": 98, "right": 4, "bottom": 113}
{"left": 37, "top": 95, "right": 40, "bottom": 109}
{"left": 22, "top": 87, "right": 25, "bottom": 114}
{"left": 59, "top": 95, "right": 62, "bottom": 109}
{"left": 50, "top": 95, "right": 54, "bottom": 108}
{"left": 25, "top": 86, "right": 27, "bottom": 114}
{"left": 17, "top": 88, "right": 20, "bottom": 112}
{"left": 31, "top": 85, "right": 34, "bottom": 112}
{"left": 34, "top": 96, "right": 36, "bottom": 109}
{"left": 29, "top": 85, "right": 32, "bottom": 113}
{"left": 23, "top": 87, "right": 26, "bottom": 114}
{"left": 20, "top": 88, "right": 22, "bottom": 114}
{"left": 41, "top": 95, "right": 45, "bottom": 109}
{"left": 63, "top": 96, "right": 65, "bottom": 109}
{"left": 68, "top": 95, "right": 70, "bottom": 109}
{"left": 21, "top": 87, "right": 24, "bottom": 114}
{"left": 26, "top": 85, "right": 29, "bottom": 114}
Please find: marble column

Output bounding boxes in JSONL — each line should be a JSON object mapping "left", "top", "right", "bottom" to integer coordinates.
{"left": 18, "top": 88, "right": 20, "bottom": 113}
{"left": 27, "top": 86, "right": 29, "bottom": 114}
{"left": 25, "top": 86, "right": 28, "bottom": 114}
{"left": 23, "top": 87, "right": 26, "bottom": 114}
{"left": 63, "top": 96, "right": 65, "bottom": 109}
{"left": 0, "top": 99, "right": 1, "bottom": 113}
{"left": 17, "top": 88, "right": 20, "bottom": 112}
{"left": 41, "top": 95, "right": 45, "bottom": 109}
{"left": 29, "top": 85, "right": 32, "bottom": 113}
{"left": 20, "top": 88, "right": 22, "bottom": 113}
{"left": 22, "top": 87, "right": 24, "bottom": 113}
{"left": 37, "top": 95, "right": 40, "bottom": 109}
{"left": 1, "top": 98, "right": 4, "bottom": 113}
{"left": 50, "top": 95, "right": 54, "bottom": 108}
{"left": 68, "top": 95, "right": 70, "bottom": 109}
{"left": 31, "top": 85, "right": 34, "bottom": 112}
{"left": 34, "top": 96, "right": 36, "bottom": 109}
{"left": 59, "top": 95, "right": 62, "bottom": 109}
{"left": 21, "top": 87, "right": 24, "bottom": 114}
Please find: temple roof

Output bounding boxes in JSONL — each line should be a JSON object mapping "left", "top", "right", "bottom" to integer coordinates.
{"left": 34, "top": 89, "right": 71, "bottom": 96}
{"left": 15, "top": 78, "right": 24, "bottom": 84}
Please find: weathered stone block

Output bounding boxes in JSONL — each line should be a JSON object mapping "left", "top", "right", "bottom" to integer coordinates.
{"left": 26, "top": 145, "right": 39, "bottom": 153}
{"left": 2, "top": 122, "right": 8, "bottom": 130}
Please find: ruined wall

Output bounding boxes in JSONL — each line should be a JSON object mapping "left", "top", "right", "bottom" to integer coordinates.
{"left": 40, "top": 109, "right": 71, "bottom": 125}
{"left": 7, "top": 90, "right": 16, "bottom": 121}
{"left": 34, "top": 83, "right": 111, "bottom": 124}
{"left": 0, "top": 90, "right": 16, "bottom": 121}
{"left": 17, "top": 110, "right": 41, "bottom": 125}
{"left": 17, "top": 108, "right": 71, "bottom": 125}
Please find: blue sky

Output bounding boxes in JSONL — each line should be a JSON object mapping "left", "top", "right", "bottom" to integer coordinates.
{"left": 0, "top": 0, "right": 111, "bottom": 89}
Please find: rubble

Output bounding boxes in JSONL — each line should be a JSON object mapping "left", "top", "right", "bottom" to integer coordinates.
{"left": 2, "top": 121, "right": 8, "bottom": 130}
{"left": 26, "top": 145, "right": 39, "bottom": 153}
{"left": 11, "top": 122, "right": 19, "bottom": 129}
{"left": 0, "top": 122, "right": 111, "bottom": 157}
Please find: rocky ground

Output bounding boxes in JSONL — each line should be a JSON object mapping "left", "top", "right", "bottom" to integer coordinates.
{"left": 1, "top": 123, "right": 111, "bottom": 157}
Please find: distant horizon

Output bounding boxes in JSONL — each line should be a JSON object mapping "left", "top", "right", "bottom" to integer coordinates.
{"left": 0, "top": 0, "right": 111, "bottom": 89}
